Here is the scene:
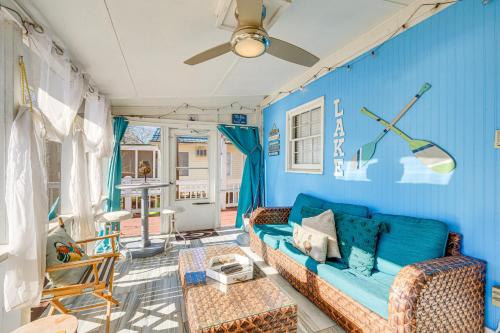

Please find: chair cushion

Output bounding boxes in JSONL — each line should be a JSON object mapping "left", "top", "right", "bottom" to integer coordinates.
{"left": 292, "top": 224, "right": 328, "bottom": 263}
{"left": 317, "top": 262, "right": 394, "bottom": 319}
{"left": 301, "top": 209, "right": 341, "bottom": 258}
{"left": 372, "top": 213, "right": 449, "bottom": 275}
{"left": 252, "top": 224, "right": 293, "bottom": 250}
{"left": 46, "top": 226, "right": 89, "bottom": 287}
{"left": 79, "top": 256, "right": 116, "bottom": 287}
{"left": 279, "top": 240, "right": 321, "bottom": 273}
{"left": 334, "top": 214, "right": 382, "bottom": 276}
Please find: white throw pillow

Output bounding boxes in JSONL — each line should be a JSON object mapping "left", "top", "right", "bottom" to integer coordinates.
{"left": 292, "top": 224, "right": 328, "bottom": 263}
{"left": 302, "top": 209, "right": 341, "bottom": 259}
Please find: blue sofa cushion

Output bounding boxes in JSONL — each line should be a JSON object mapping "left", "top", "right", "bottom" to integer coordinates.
{"left": 321, "top": 202, "right": 369, "bottom": 218}
{"left": 279, "top": 240, "right": 320, "bottom": 274}
{"left": 289, "top": 194, "right": 325, "bottom": 226}
{"left": 371, "top": 213, "right": 449, "bottom": 275}
{"left": 301, "top": 206, "right": 327, "bottom": 219}
{"left": 289, "top": 193, "right": 369, "bottom": 226}
{"left": 317, "top": 262, "right": 394, "bottom": 319}
{"left": 252, "top": 224, "right": 293, "bottom": 250}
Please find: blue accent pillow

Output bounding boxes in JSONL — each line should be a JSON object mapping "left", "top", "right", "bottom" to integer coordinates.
{"left": 334, "top": 213, "right": 382, "bottom": 277}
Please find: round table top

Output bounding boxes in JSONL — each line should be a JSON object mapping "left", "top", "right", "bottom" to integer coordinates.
{"left": 162, "top": 205, "right": 186, "bottom": 215}
{"left": 11, "top": 314, "right": 78, "bottom": 333}
{"left": 116, "top": 182, "right": 169, "bottom": 190}
{"left": 97, "top": 210, "right": 132, "bottom": 223}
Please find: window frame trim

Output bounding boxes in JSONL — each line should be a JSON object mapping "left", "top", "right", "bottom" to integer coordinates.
{"left": 285, "top": 96, "right": 325, "bottom": 175}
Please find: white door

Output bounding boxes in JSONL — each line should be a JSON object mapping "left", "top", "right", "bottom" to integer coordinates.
{"left": 169, "top": 129, "right": 217, "bottom": 231}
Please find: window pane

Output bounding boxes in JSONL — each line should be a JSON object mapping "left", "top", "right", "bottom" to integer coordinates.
{"left": 287, "top": 99, "right": 323, "bottom": 171}
{"left": 46, "top": 141, "right": 61, "bottom": 212}
{"left": 122, "top": 150, "right": 135, "bottom": 178}
{"left": 177, "top": 136, "right": 209, "bottom": 168}
{"left": 303, "top": 138, "right": 313, "bottom": 164}
{"left": 226, "top": 152, "right": 232, "bottom": 176}
{"left": 176, "top": 168, "right": 209, "bottom": 200}
{"left": 177, "top": 152, "right": 189, "bottom": 177}
{"left": 313, "top": 137, "right": 321, "bottom": 163}
{"left": 311, "top": 107, "right": 321, "bottom": 135}
{"left": 154, "top": 151, "right": 159, "bottom": 178}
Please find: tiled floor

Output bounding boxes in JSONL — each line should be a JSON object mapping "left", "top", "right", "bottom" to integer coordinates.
{"left": 220, "top": 208, "right": 237, "bottom": 228}
{"left": 62, "top": 229, "right": 344, "bottom": 333}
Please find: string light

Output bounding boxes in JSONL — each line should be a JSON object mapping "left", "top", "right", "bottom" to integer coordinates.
{"left": 124, "top": 101, "right": 260, "bottom": 120}
{"left": 263, "top": 1, "right": 456, "bottom": 107}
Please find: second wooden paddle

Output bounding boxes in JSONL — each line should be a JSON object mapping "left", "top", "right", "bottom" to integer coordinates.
{"left": 351, "top": 83, "right": 432, "bottom": 170}
{"left": 361, "top": 107, "right": 456, "bottom": 174}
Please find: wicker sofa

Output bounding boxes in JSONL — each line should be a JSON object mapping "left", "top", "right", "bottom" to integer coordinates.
{"left": 249, "top": 194, "right": 485, "bottom": 333}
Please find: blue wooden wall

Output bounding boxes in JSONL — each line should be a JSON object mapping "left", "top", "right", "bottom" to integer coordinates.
{"left": 263, "top": 0, "right": 499, "bottom": 329}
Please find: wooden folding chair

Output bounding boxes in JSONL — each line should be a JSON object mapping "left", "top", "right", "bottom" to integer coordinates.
{"left": 42, "top": 218, "right": 121, "bottom": 333}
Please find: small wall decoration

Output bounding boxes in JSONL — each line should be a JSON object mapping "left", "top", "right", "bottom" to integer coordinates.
{"left": 232, "top": 114, "right": 247, "bottom": 125}
{"left": 268, "top": 123, "right": 280, "bottom": 156}
{"left": 333, "top": 99, "right": 345, "bottom": 177}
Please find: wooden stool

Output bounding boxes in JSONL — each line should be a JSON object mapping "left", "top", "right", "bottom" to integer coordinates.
{"left": 162, "top": 206, "right": 186, "bottom": 253}
{"left": 11, "top": 314, "right": 78, "bottom": 333}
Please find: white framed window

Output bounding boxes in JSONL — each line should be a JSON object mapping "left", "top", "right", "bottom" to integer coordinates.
{"left": 285, "top": 96, "right": 324, "bottom": 174}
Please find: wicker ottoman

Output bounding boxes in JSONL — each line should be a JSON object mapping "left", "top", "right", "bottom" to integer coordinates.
{"left": 179, "top": 245, "right": 298, "bottom": 333}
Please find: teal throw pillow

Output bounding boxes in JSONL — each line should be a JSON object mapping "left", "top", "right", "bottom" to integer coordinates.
{"left": 334, "top": 213, "right": 382, "bottom": 276}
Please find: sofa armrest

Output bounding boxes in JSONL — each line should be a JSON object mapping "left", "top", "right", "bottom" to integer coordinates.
{"left": 388, "top": 255, "right": 485, "bottom": 332}
{"left": 250, "top": 207, "right": 291, "bottom": 226}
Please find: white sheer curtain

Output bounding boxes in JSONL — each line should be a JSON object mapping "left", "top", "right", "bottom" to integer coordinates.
{"left": 27, "top": 26, "right": 85, "bottom": 143}
{"left": 4, "top": 106, "right": 48, "bottom": 311}
{"left": 26, "top": 26, "right": 96, "bottom": 242}
{"left": 84, "top": 95, "right": 113, "bottom": 205}
{"left": 69, "top": 116, "right": 95, "bottom": 241}
{"left": 2, "top": 15, "right": 49, "bottom": 312}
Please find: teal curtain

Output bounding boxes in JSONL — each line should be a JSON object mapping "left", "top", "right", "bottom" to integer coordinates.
{"left": 105, "top": 116, "right": 129, "bottom": 212}
{"left": 47, "top": 197, "right": 60, "bottom": 221}
{"left": 217, "top": 125, "right": 263, "bottom": 228}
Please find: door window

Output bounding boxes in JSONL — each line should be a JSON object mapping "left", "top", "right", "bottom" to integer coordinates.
{"left": 176, "top": 136, "right": 209, "bottom": 200}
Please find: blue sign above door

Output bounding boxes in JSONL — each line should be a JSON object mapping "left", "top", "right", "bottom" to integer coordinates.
{"left": 232, "top": 114, "right": 247, "bottom": 125}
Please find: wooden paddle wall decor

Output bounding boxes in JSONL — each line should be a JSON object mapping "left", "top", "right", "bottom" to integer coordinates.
{"left": 351, "top": 83, "right": 456, "bottom": 174}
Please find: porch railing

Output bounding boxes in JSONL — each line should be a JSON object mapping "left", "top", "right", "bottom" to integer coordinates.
{"left": 120, "top": 177, "right": 241, "bottom": 214}
{"left": 120, "top": 177, "right": 162, "bottom": 214}
{"left": 220, "top": 181, "right": 240, "bottom": 210}
{"left": 176, "top": 180, "right": 209, "bottom": 200}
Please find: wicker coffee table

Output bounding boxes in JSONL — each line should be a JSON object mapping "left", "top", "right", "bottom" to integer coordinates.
{"left": 179, "top": 245, "right": 297, "bottom": 333}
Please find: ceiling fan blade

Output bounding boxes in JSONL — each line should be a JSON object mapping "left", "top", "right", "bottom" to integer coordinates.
{"left": 267, "top": 37, "right": 319, "bottom": 67}
{"left": 236, "top": 0, "right": 263, "bottom": 26}
{"left": 184, "top": 43, "right": 232, "bottom": 65}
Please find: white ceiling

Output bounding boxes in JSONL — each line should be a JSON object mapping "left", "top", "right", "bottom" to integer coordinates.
{"left": 19, "top": 0, "right": 415, "bottom": 110}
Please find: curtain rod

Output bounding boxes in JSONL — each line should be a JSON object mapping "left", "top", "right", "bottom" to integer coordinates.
{"left": 1, "top": 1, "right": 98, "bottom": 94}
{"left": 0, "top": 1, "right": 43, "bottom": 34}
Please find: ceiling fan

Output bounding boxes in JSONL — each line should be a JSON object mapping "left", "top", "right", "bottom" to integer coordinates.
{"left": 184, "top": 0, "right": 319, "bottom": 67}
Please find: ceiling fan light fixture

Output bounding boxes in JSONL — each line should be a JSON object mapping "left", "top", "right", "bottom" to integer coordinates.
{"left": 231, "top": 32, "right": 269, "bottom": 58}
